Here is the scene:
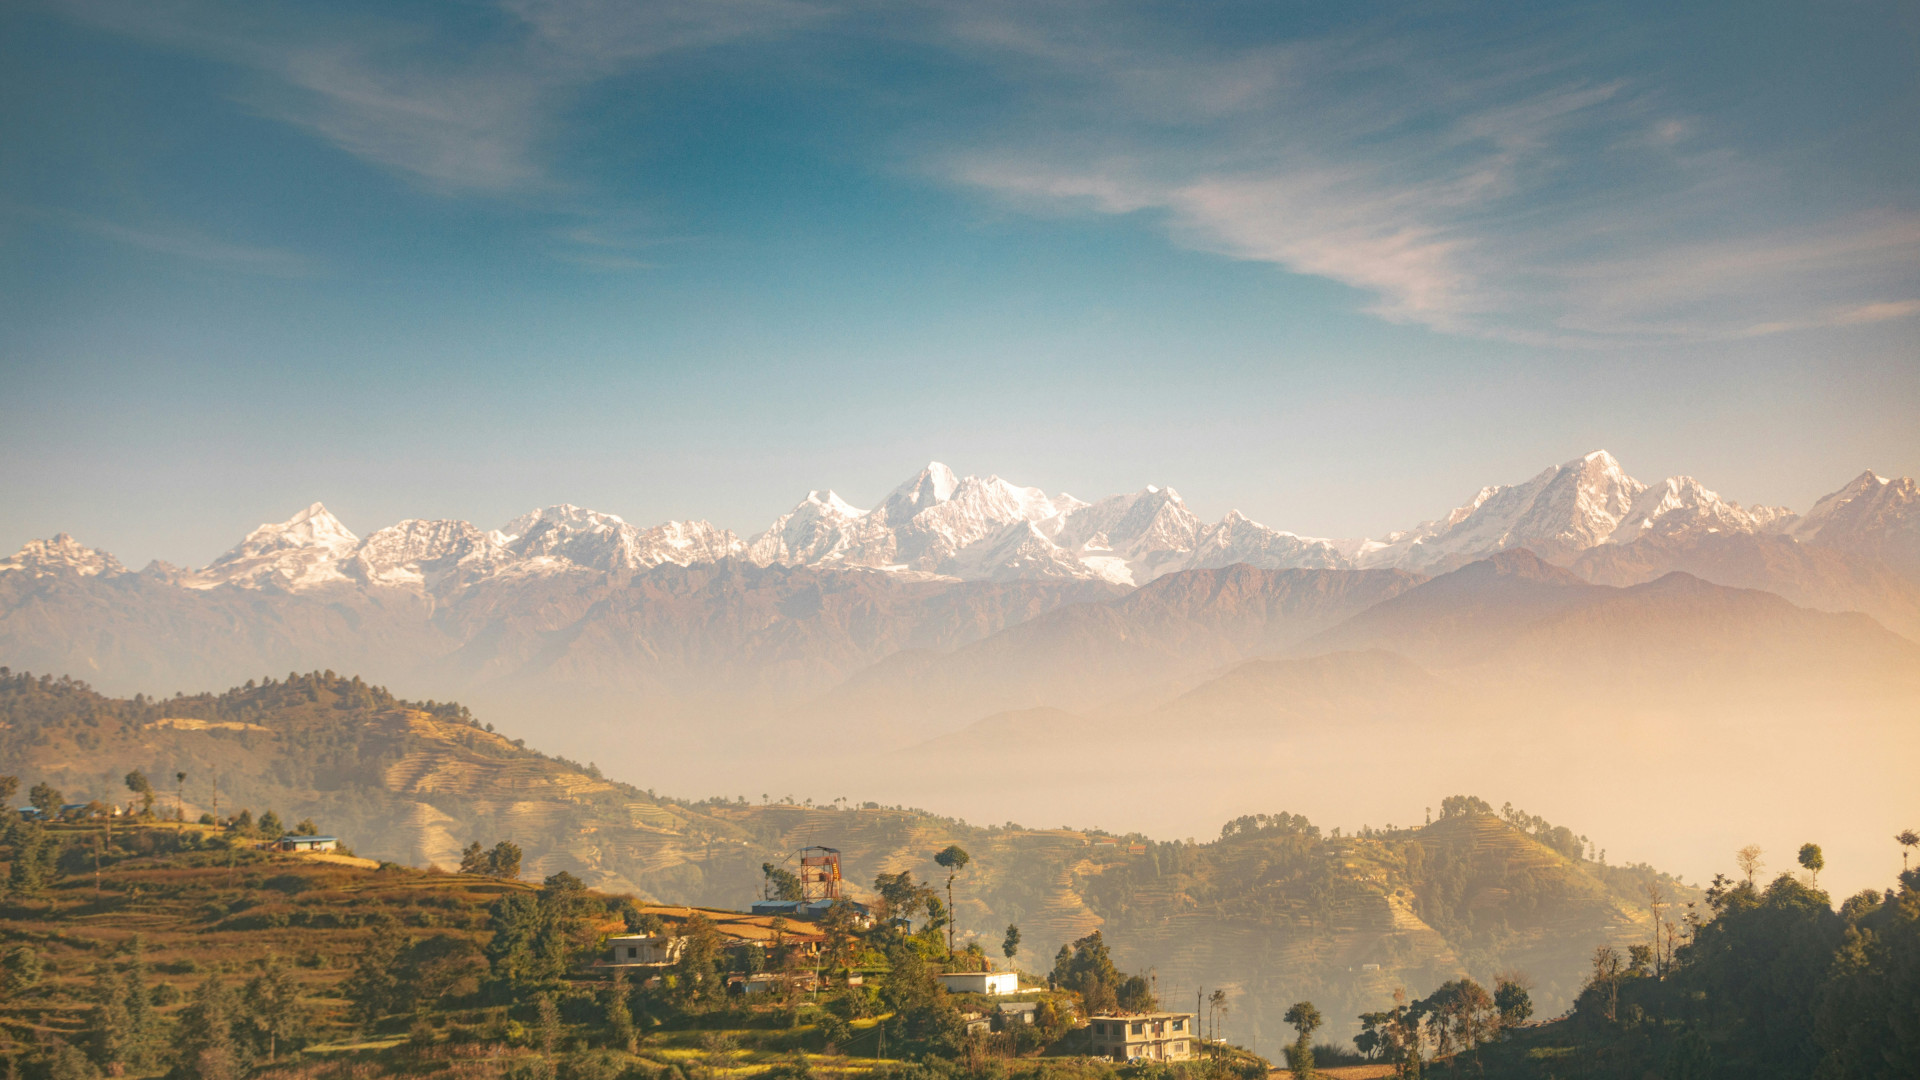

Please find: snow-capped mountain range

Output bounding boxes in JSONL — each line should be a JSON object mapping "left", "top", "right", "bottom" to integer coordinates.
{"left": 5, "top": 452, "right": 1916, "bottom": 592}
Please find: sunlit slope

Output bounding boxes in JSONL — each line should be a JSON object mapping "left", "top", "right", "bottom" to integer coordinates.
{"left": 0, "top": 669, "right": 1683, "bottom": 1045}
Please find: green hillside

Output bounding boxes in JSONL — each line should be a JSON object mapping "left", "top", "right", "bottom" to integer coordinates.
{"left": 0, "top": 669, "right": 1694, "bottom": 1046}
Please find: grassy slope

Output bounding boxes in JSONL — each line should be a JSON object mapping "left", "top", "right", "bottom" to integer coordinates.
{"left": 0, "top": 670, "right": 1695, "bottom": 1048}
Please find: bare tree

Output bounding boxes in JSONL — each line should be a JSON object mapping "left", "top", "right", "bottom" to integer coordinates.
{"left": 1735, "top": 845, "right": 1764, "bottom": 886}
{"left": 1897, "top": 829, "right": 1919, "bottom": 872}
{"left": 1643, "top": 882, "right": 1672, "bottom": 978}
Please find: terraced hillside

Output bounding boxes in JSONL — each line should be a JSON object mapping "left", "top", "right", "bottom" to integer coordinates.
{"left": 0, "top": 669, "right": 1694, "bottom": 1045}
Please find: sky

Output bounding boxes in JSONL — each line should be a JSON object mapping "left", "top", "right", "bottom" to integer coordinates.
{"left": 2, "top": 0, "right": 1917, "bottom": 568}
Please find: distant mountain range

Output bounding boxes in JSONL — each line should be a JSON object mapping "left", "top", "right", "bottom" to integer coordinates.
{"left": 3, "top": 450, "right": 1916, "bottom": 916}
{"left": 2, "top": 451, "right": 1917, "bottom": 755}
{"left": 10, "top": 451, "right": 1914, "bottom": 592}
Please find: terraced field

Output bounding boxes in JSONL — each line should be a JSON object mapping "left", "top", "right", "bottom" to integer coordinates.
{"left": 2, "top": 671, "right": 1695, "bottom": 1048}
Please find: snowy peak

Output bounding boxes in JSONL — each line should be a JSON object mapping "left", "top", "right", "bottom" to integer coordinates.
{"left": 237, "top": 502, "right": 359, "bottom": 556}
{"left": 877, "top": 463, "right": 959, "bottom": 526}
{"left": 195, "top": 502, "right": 362, "bottom": 590}
{"left": 1791, "top": 469, "right": 1919, "bottom": 577}
{"left": 503, "top": 504, "right": 743, "bottom": 572}
{"left": 355, "top": 518, "right": 510, "bottom": 589}
{"left": 1613, "top": 475, "right": 1782, "bottom": 541}
{"left": 38, "top": 452, "right": 1906, "bottom": 595}
{"left": 0, "top": 534, "right": 127, "bottom": 578}
{"left": 746, "top": 490, "right": 868, "bottom": 567}
{"left": 1361, "top": 451, "right": 1649, "bottom": 569}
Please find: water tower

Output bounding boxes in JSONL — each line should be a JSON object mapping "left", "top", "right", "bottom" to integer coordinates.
{"left": 799, "top": 846, "right": 842, "bottom": 901}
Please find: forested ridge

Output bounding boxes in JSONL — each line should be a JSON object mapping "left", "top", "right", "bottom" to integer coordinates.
{"left": 3, "top": 669, "right": 1683, "bottom": 1046}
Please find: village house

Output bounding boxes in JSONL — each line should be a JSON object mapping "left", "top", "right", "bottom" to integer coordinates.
{"left": 1088, "top": 1012, "right": 1196, "bottom": 1062}
{"left": 995, "top": 1001, "right": 1040, "bottom": 1029}
{"left": 936, "top": 971, "right": 1019, "bottom": 995}
{"left": 731, "top": 970, "right": 820, "bottom": 995}
{"left": 274, "top": 835, "right": 338, "bottom": 852}
{"left": 606, "top": 934, "right": 686, "bottom": 967}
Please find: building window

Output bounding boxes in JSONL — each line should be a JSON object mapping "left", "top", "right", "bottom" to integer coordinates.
{"left": 627, "top": 947, "right": 637, "bottom": 958}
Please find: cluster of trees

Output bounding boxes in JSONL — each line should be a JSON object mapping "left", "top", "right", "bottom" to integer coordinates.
{"left": 460, "top": 839, "right": 524, "bottom": 878}
{"left": 1495, "top": 801, "right": 1588, "bottom": 862}
{"left": 1049, "top": 932, "right": 1156, "bottom": 1015}
{"left": 1537, "top": 841, "right": 1920, "bottom": 1079}
{"left": 1218, "top": 812, "right": 1320, "bottom": 841}
{"left": 7, "top": 938, "right": 306, "bottom": 1080}
{"left": 1348, "top": 976, "right": 1533, "bottom": 1076}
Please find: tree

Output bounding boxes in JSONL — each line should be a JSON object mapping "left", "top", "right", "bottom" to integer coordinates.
{"left": 872, "top": 870, "right": 937, "bottom": 931}
{"left": 1594, "top": 945, "right": 1626, "bottom": 1022}
{"left": 3, "top": 945, "right": 44, "bottom": 997}
{"left": 175, "top": 975, "right": 244, "bottom": 1080}
{"left": 667, "top": 913, "right": 724, "bottom": 1011}
{"left": 175, "top": 773, "right": 187, "bottom": 821}
{"left": 29, "top": 782, "right": 62, "bottom": 817}
{"left": 1799, "top": 843, "right": 1824, "bottom": 888}
{"left": 0, "top": 774, "right": 19, "bottom": 810}
{"left": 489, "top": 839, "right": 523, "bottom": 878}
{"left": 257, "top": 810, "right": 285, "bottom": 840}
{"left": 1117, "top": 975, "right": 1156, "bottom": 1012}
{"left": 818, "top": 899, "right": 863, "bottom": 980}
{"left": 8, "top": 823, "right": 59, "bottom": 897}
{"left": 1356, "top": 989, "right": 1425, "bottom": 1078}
{"left": 1053, "top": 932, "right": 1123, "bottom": 1015}
{"left": 934, "top": 845, "right": 970, "bottom": 955}
{"left": 1736, "top": 844, "right": 1765, "bottom": 885}
{"left": 1283, "top": 1001, "right": 1322, "bottom": 1079}
{"left": 342, "top": 919, "right": 406, "bottom": 1026}
{"left": 535, "top": 992, "right": 561, "bottom": 1058}
{"left": 1423, "top": 979, "right": 1495, "bottom": 1065}
{"left": 124, "top": 771, "right": 154, "bottom": 816}
{"left": 243, "top": 957, "right": 300, "bottom": 1063}
{"left": 1493, "top": 976, "right": 1533, "bottom": 1031}
{"left": 1209, "top": 988, "right": 1228, "bottom": 1043}
{"left": 459, "top": 841, "right": 487, "bottom": 874}
{"left": 604, "top": 969, "right": 636, "bottom": 1052}
{"left": 1002, "top": 924, "right": 1021, "bottom": 968}
{"left": 762, "top": 862, "right": 804, "bottom": 902}
{"left": 1899, "top": 828, "right": 1919, "bottom": 872}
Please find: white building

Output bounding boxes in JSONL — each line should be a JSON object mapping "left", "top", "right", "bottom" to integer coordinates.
{"left": 1089, "top": 1013, "right": 1195, "bottom": 1062}
{"left": 606, "top": 934, "right": 685, "bottom": 967}
{"left": 937, "top": 971, "right": 1019, "bottom": 995}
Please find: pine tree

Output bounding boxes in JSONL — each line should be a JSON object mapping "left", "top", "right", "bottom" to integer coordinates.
{"left": 604, "top": 969, "right": 637, "bottom": 1052}
{"left": 175, "top": 975, "right": 243, "bottom": 1080}
{"left": 244, "top": 957, "right": 301, "bottom": 1063}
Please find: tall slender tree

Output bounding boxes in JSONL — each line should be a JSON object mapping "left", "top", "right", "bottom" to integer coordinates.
{"left": 1798, "top": 843, "right": 1824, "bottom": 888}
{"left": 934, "top": 846, "right": 970, "bottom": 955}
{"left": 1283, "top": 1001, "right": 1321, "bottom": 1079}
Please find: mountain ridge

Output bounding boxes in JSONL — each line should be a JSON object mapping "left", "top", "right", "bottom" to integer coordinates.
{"left": 12, "top": 453, "right": 1913, "bottom": 594}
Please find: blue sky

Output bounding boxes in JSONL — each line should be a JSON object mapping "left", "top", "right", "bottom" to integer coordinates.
{"left": 2, "top": 0, "right": 1916, "bottom": 565}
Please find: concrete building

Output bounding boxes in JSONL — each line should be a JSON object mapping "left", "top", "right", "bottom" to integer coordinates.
{"left": 937, "top": 971, "right": 1019, "bottom": 995}
{"left": 275, "top": 835, "right": 338, "bottom": 852}
{"left": 996, "top": 1001, "right": 1040, "bottom": 1029}
{"left": 1089, "top": 1013, "right": 1196, "bottom": 1062}
{"left": 606, "top": 934, "right": 686, "bottom": 967}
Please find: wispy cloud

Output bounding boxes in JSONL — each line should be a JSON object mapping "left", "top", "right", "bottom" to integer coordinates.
{"left": 14, "top": 205, "right": 308, "bottom": 276}
{"left": 59, "top": 0, "right": 822, "bottom": 195}
{"left": 918, "top": 4, "right": 1920, "bottom": 346}
{"left": 51, "top": 0, "right": 1920, "bottom": 343}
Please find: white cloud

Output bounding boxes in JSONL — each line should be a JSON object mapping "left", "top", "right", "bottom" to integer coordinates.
{"left": 923, "top": 6, "right": 1920, "bottom": 346}
{"left": 59, "top": 0, "right": 820, "bottom": 195}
